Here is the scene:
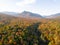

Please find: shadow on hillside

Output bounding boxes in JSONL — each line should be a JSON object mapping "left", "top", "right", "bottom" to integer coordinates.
{"left": 26, "top": 22, "right": 50, "bottom": 45}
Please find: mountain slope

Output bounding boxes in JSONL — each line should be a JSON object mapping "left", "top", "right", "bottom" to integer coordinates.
{"left": 0, "top": 13, "right": 17, "bottom": 24}
{"left": 19, "top": 11, "right": 42, "bottom": 18}
{"left": 45, "top": 13, "right": 60, "bottom": 19}
{"left": 1, "top": 12, "right": 19, "bottom": 16}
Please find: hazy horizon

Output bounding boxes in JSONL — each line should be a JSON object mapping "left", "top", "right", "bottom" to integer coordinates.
{"left": 0, "top": 0, "right": 60, "bottom": 16}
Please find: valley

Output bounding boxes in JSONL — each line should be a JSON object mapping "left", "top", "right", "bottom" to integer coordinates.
{"left": 0, "top": 11, "right": 60, "bottom": 45}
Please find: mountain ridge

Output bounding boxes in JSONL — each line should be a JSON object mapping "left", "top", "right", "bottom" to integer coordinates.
{"left": 45, "top": 13, "right": 60, "bottom": 18}
{"left": 0, "top": 11, "right": 60, "bottom": 19}
{"left": 19, "top": 11, "right": 43, "bottom": 18}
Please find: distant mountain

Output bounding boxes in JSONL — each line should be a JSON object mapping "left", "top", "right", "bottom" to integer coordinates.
{"left": 1, "top": 11, "right": 60, "bottom": 19}
{"left": 45, "top": 13, "right": 60, "bottom": 18}
{"left": 0, "top": 11, "right": 60, "bottom": 19}
{"left": 0, "top": 11, "right": 43, "bottom": 19}
{"left": 0, "top": 11, "right": 44, "bottom": 22}
{"left": 0, "top": 11, "right": 60, "bottom": 22}
{"left": 0, "top": 13, "right": 18, "bottom": 24}
{"left": 1, "top": 12, "right": 19, "bottom": 16}
{"left": 19, "top": 11, "right": 43, "bottom": 18}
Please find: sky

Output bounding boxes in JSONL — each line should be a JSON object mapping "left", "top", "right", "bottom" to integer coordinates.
{"left": 0, "top": 0, "right": 60, "bottom": 16}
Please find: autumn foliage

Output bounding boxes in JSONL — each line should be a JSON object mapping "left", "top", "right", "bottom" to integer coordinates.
{"left": 0, "top": 15, "right": 59, "bottom": 45}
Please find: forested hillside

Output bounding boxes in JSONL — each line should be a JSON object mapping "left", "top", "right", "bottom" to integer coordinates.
{"left": 0, "top": 13, "right": 60, "bottom": 45}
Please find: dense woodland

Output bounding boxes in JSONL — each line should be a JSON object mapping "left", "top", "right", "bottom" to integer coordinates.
{"left": 0, "top": 14, "right": 60, "bottom": 45}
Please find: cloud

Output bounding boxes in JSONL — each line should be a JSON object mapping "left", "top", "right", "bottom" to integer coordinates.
{"left": 0, "top": 4, "right": 8, "bottom": 7}
{"left": 16, "top": 0, "right": 36, "bottom": 7}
